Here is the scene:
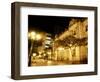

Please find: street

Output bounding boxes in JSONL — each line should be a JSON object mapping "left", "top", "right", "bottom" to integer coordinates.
{"left": 31, "top": 58, "right": 82, "bottom": 66}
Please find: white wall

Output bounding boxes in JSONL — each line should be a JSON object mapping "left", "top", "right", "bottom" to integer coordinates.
{"left": 0, "top": 0, "right": 100, "bottom": 82}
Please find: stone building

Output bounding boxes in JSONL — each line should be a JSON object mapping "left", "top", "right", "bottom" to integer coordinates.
{"left": 54, "top": 18, "right": 88, "bottom": 63}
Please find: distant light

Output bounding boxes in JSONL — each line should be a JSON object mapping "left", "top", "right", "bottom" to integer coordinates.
{"left": 43, "top": 53, "right": 46, "bottom": 56}
{"left": 46, "top": 37, "right": 51, "bottom": 40}
{"left": 31, "top": 32, "right": 36, "bottom": 40}
{"left": 47, "top": 61, "right": 52, "bottom": 64}
{"left": 36, "top": 34, "right": 42, "bottom": 40}
{"left": 45, "top": 40, "right": 51, "bottom": 44}
{"left": 31, "top": 36, "right": 35, "bottom": 40}
{"left": 58, "top": 47, "right": 64, "bottom": 51}
{"left": 39, "top": 51, "right": 42, "bottom": 55}
{"left": 28, "top": 31, "right": 36, "bottom": 40}
{"left": 32, "top": 53, "right": 37, "bottom": 56}
{"left": 69, "top": 44, "right": 72, "bottom": 47}
{"left": 47, "top": 51, "right": 51, "bottom": 55}
{"left": 31, "top": 32, "right": 36, "bottom": 36}
{"left": 45, "top": 45, "right": 49, "bottom": 48}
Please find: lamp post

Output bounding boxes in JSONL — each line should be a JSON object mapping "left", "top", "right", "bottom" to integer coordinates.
{"left": 28, "top": 31, "right": 42, "bottom": 66}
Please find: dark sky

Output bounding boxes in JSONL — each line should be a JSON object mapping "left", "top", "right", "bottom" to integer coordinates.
{"left": 28, "top": 15, "right": 71, "bottom": 35}
{"left": 28, "top": 15, "right": 86, "bottom": 36}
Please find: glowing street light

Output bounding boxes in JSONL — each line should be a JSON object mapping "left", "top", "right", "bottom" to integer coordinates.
{"left": 36, "top": 34, "right": 42, "bottom": 40}
{"left": 28, "top": 31, "right": 42, "bottom": 40}
{"left": 28, "top": 31, "right": 36, "bottom": 40}
{"left": 30, "top": 31, "right": 36, "bottom": 36}
{"left": 28, "top": 31, "right": 42, "bottom": 66}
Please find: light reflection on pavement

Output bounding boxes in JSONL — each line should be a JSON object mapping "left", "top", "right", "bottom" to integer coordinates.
{"left": 31, "top": 58, "right": 82, "bottom": 66}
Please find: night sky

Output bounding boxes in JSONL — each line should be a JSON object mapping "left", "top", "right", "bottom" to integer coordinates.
{"left": 28, "top": 15, "right": 71, "bottom": 35}
{"left": 28, "top": 15, "right": 85, "bottom": 36}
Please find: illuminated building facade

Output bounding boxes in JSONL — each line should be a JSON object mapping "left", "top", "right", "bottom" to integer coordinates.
{"left": 54, "top": 18, "right": 88, "bottom": 63}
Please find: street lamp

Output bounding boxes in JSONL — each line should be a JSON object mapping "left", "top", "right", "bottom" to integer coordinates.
{"left": 28, "top": 31, "right": 42, "bottom": 66}
{"left": 28, "top": 31, "right": 36, "bottom": 40}
{"left": 36, "top": 34, "right": 42, "bottom": 40}
{"left": 28, "top": 31, "right": 42, "bottom": 40}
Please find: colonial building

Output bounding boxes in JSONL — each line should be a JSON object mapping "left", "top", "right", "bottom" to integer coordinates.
{"left": 54, "top": 18, "right": 88, "bottom": 63}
